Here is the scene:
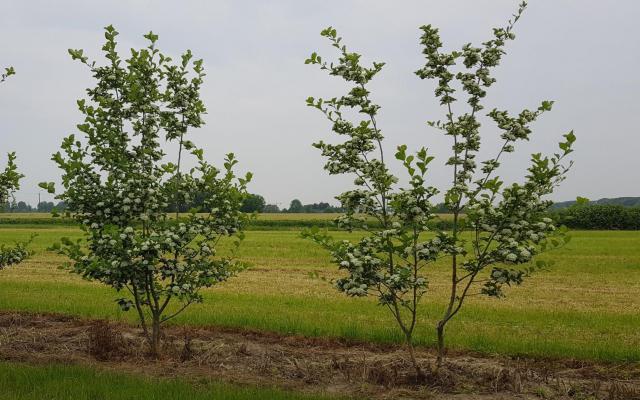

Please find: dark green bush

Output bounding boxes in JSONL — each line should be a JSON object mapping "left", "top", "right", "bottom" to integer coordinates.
{"left": 550, "top": 205, "right": 640, "bottom": 230}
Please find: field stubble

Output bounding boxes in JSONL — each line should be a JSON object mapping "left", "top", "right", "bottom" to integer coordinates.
{"left": 0, "top": 225, "right": 638, "bottom": 363}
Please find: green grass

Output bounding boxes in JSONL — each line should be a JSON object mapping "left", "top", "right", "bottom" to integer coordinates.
{"left": 0, "top": 362, "right": 336, "bottom": 400}
{"left": 0, "top": 226, "right": 639, "bottom": 362}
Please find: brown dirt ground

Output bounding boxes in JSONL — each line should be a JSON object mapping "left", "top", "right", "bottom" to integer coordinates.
{"left": 0, "top": 311, "right": 638, "bottom": 400}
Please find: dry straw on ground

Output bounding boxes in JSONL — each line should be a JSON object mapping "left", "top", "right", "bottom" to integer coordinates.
{"left": 0, "top": 312, "right": 637, "bottom": 400}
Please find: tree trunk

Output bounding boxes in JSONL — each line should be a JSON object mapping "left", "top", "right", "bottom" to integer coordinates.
{"left": 150, "top": 314, "right": 161, "bottom": 357}
{"left": 436, "top": 321, "right": 445, "bottom": 370}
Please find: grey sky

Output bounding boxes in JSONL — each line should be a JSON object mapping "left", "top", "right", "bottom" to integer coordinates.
{"left": 1, "top": 0, "right": 639, "bottom": 207}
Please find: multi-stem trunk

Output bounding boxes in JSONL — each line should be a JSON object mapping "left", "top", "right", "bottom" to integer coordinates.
{"left": 133, "top": 280, "right": 164, "bottom": 357}
{"left": 437, "top": 269, "right": 477, "bottom": 369}
{"left": 405, "top": 333, "right": 423, "bottom": 380}
{"left": 145, "top": 127, "right": 184, "bottom": 358}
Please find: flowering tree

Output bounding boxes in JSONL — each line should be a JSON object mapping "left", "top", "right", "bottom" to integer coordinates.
{"left": 41, "top": 26, "right": 251, "bottom": 355}
{"left": 1, "top": 68, "right": 19, "bottom": 215}
{"left": 303, "top": 28, "right": 432, "bottom": 377}
{"left": 0, "top": 67, "right": 30, "bottom": 269}
{"left": 304, "top": 1, "right": 575, "bottom": 374}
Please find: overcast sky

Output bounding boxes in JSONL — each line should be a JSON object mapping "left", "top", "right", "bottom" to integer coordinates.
{"left": 1, "top": 0, "right": 638, "bottom": 207}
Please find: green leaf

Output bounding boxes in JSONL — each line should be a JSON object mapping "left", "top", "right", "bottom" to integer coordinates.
{"left": 38, "top": 182, "right": 56, "bottom": 194}
{"left": 144, "top": 31, "right": 159, "bottom": 43}
{"left": 395, "top": 144, "right": 407, "bottom": 161}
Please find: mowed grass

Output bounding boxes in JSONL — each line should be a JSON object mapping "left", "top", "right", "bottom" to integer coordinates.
{"left": 0, "top": 362, "right": 336, "bottom": 400}
{"left": 0, "top": 225, "right": 638, "bottom": 362}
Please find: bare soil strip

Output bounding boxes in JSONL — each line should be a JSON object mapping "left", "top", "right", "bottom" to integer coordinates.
{"left": 0, "top": 312, "right": 637, "bottom": 400}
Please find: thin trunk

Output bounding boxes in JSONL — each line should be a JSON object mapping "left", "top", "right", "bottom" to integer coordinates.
{"left": 436, "top": 321, "right": 445, "bottom": 369}
{"left": 436, "top": 100, "right": 460, "bottom": 370}
{"left": 437, "top": 217, "right": 458, "bottom": 368}
{"left": 174, "top": 131, "right": 184, "bottom": 219}
{"left": 132, "top": 285, "right": 150, "bottom": 340}
{"left": 150, "top": 312, "right": 161, "bottom": 357}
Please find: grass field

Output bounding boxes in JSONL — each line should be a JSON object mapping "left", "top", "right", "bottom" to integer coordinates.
{"left": 0, "top": 362, "right": 335, "bottom": 400}
{"left": 1, "top": 223, "right": 639, "bottom": 363}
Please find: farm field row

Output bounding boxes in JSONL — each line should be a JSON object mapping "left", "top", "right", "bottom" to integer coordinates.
{"left": 0, "top": 226, "right": 638, "bottom": 362}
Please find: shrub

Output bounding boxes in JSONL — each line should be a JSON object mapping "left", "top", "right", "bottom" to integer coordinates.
{"left": 0, "top": 69, "right": 31, "bottom": 270}
{"left": 304, "top": 1, "right": 574, "bottom": 374}
{"left": 42, "top": 26, "right": 251, "bottom": 355}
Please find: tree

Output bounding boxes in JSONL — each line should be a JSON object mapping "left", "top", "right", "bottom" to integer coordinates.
{"left": 0, "top": 70, "right": 19, "bottom": 213}
{"left": 304, "top": 1, "right": 574, "bottom": 375}
{"left": 15, "top": 201, "right": 32, "bottom": 212}
{"left": 42, "top": 26, "right": 251, "bottom": 355}
{"left": 0, "top": 68, "right": 31, "bottom": 269}
{"left": 240, "top": 193, "right": 266, "bottom": 213}
{"left": 287, "top": 199, "right": 303, "bottom": 213}
{"left": 0, "top": 153, "right": 30, "bottom": 269}
{"left": 0, "top": 65, "right": 17, "bottom": 203}
{"left": 37, "top": 201, "right": 55, "bottom": 213}
{"left": 263, "top": 204, "right": 280, "bottom": 213}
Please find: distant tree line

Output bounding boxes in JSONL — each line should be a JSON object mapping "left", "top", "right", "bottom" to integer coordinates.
{"left": 2, "top": 191, "right": 347, "bottom": 215}
{"left": 231, "top": 195, "right": 345, "bottom": 213}
{"left": 1, "top": 200, "right": 66, "bottom": 213}
{"left": 279, "top": 199, "right": 343, "bottom": 213}
{"left": 165, "top": 191, "right": 343, "bottom": 214}
{"left": 239, "top": 197, "right": 345, "bottom": 213}
{"left": 549, "top": 200, "right": 640, "bottom": 230}
{"left": 550, "top": 196, "right": 640, "bottom": 210}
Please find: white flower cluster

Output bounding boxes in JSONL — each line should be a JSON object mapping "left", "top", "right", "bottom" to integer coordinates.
{"left": 331, "top": 237, "right": 382, "bottom": 296}
{"left": 59, "top": 162, "right": 246, "bottom": 299}
{"left": 0, "top": 242, "right": 30, "bottom": 270}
